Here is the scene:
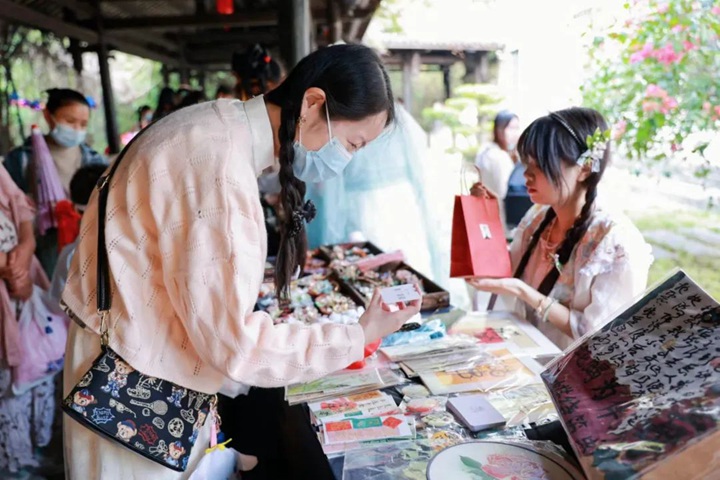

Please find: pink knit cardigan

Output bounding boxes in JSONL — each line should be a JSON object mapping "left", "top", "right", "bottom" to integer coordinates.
{"left": 62, "top": 97, "right": 364, "bottom": 394}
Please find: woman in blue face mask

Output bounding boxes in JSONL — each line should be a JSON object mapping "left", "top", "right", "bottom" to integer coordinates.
{"left": 62, "top": 44, "right": 421, "bottom": 480}
{"left": 264, "top": 45, "right": 395, "bottom": 296}
{"left": 3, "top": 88, "right": 107, "bottom": 277}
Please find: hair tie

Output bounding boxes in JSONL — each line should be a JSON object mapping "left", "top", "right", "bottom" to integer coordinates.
{"left": 288, "top": 200, "right": 317, "bottom": 238}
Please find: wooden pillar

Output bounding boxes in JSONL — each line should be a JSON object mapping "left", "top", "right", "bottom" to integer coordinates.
{"left": 179, "top": 68, "right": 190, "bottom": 86}
{"left": 161, "top": 65, "right": 170, "bottom": 86}
{"left": 279, "top": 0, "right": 311, "bottom": 68}
{"left": 402, "top": 51, "right": 420, "bottom": 114}
{"left": 292, "top": 0, "right": 311, "bottom": 65}
{"left": 442, "top": 65, "right": 451, "bottom": 99}
{"left": 477, "top": 52, "right": 489, "bottom": 83}
{"left": 94, "top": 2, "right": 120, "bottom": 154}
{"left": 68, "top": 38, "right": 84, "bottom": 75}
{"left": 327, "top": 0, "right": 342, "bottom": 43}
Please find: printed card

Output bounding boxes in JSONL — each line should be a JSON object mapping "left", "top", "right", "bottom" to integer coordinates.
{"left": 323, "top": 415, "right": 414, "bottom": 445}
{"left": 381, "top": 284, "right": 421, "bottom": 305}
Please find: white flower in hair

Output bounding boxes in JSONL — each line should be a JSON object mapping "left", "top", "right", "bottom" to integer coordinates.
{"left": 577, "top": 128, "right": 611, "bottom": 173}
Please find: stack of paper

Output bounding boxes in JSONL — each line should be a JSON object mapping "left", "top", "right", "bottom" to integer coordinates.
{"left": 285, "top": 368, "right": 404, "bottom": 405}
{"left": 419, "top": 348, "right": 544, "bottom": 395}
{"left": 380, "top": 335, "right": 479, "bottom": 363}
{"left": 398, "top": 347, "right": 490, "bottom": 378}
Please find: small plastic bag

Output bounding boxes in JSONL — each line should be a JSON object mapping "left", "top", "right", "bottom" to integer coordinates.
{"left": 189, "top": 402, "right": 252, "bottom": 479}
{"left": 189, "top": 444, "right": 238, "bottom": 480}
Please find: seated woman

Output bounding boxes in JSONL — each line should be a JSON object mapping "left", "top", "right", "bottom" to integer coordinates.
{"left": 469, "top": 107, "right": 653, "bottom": 350}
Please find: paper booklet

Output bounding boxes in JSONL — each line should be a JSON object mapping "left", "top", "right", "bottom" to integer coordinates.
{"left": 308, "top": 391, "right": 401, "bottom": 425}
{"left": 322, "top": 414, "right": 415, "bottom": 446}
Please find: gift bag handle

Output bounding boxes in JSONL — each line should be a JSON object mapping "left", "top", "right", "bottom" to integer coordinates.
{"left": 460, "top": 162, "right": 482, "bottom": 195}
{"left": 96, "top": 126, "right": 152, "bottom": 346}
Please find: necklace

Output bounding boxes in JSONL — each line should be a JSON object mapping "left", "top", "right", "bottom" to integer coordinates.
{"left": 539, "top": 218, "right": 565, "bottom": 274}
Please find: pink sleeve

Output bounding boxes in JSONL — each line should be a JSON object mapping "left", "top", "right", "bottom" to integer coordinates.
{"left": 158, "top": 158, "right": 365, "bottom": 389}
{"left": 0, "top": 167, "right": 35, "bottom": 223}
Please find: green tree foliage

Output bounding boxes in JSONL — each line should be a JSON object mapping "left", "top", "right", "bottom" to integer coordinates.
{"left": 422, "top": 83, "right": 503, "bottom": 161}
{"left": 583, "top": 0, "right": 720, "bottom": 177}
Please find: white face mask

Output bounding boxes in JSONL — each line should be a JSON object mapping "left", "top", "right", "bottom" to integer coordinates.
{"left": 291, "top": 103, "right": 353, "bottom": 183}
{"left": 50, "top": 121, "right": 87, "bottom": 148}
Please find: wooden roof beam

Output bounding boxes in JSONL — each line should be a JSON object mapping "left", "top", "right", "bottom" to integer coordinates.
{"left": 92, "top": 5, "right": 375, "bottom": 32}
{"left": 96, "top": 12, "right": 277, "bottom": 31}
{"left": 0, "top": 0, "right": 183, "bottom": 65}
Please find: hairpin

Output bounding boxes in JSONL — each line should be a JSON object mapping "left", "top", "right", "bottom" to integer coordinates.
{"left": 577, "top": 128, "right": 610, "bottom": 173}
{"left": 288, "top": 200, "right": 317, "bottom": 238}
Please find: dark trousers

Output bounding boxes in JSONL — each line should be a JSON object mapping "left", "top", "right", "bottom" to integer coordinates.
{"left": 217, "top": 387, "right": 335, "bottom": 480}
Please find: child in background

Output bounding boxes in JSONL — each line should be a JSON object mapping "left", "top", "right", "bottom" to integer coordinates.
{"left": 49, "top": 164, "right": 106, "bottom": 305}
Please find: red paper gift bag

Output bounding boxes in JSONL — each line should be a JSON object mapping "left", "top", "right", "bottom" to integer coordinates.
{"left": 450, "top": 195, "right": 512, "bottom": 278}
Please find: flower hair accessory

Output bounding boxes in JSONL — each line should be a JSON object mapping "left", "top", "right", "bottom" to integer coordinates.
{"left": 577, "top": 128, "right": 610, "bottom": 173}
{"left": 288, "top": 200, "right": 317, "bottom": 238}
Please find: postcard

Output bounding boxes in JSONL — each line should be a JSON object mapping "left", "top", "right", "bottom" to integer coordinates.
{"left": 323, "top": 415, "right": 415, "bottom": 445}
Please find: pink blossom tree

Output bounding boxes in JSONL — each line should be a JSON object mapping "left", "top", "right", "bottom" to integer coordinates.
{"left": 583, "top": 0, "right": 720, "bottom": 178}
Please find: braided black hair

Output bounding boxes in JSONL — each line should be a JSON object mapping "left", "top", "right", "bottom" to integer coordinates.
{"left": 265, "top": 44, "right": 394, "bottom": 298}
{"left": 514, "top": 107, "right": 610, "bottom": 296}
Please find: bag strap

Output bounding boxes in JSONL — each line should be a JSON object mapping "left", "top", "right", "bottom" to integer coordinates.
{"left": 96, "top": 127, "right": 151, "bottom": 346}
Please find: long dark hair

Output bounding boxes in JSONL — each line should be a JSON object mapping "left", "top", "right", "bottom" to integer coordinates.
{"left": 46, "top": 88, "right": 90, "bottom": 114}
{"left": 265, "top": 44, "right": 395, "bottom": 297}
{"left": 493, "top": 110, "right": 518, "bottom": 151}
{"left": 514, "top": 107, "right": 610, "bottom": 295}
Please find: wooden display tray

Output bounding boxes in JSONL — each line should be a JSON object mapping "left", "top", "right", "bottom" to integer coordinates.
{"left": 317, "top": 241, "right": 385, "bottom": 262}
{"left": 344, "top": 261, "right": 450, "bottom": 312}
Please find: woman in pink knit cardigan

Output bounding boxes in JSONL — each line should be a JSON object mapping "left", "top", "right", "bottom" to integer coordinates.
{"left": 61, "top": 44, "right": 419, "bottom": 478}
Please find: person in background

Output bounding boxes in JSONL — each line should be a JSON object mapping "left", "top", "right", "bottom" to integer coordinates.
{"left": 215, "top": 84, "right": 234, "bottom": 100}
{"left": 3, "top": 88, "right": 107, "bottom": 277}
{"left": 475, "top": 110, "right": 522, "bottom": 232}
{"left": 0, "top": 166, "right": 56, "bottom": 479}
{"left": 469, "top": 107, "right": 653, "bottom": 350}
{"left": 175, "top": 90, "right": 207, "bottom": 110}
{"left": 49, "top": 164, "right": 106, "bottom": 305}
{"left": 120, "top": 105, "right": 154, "bottom": 146}
{"left": 232, "top": 44, "right": 283, "bottom": 101}
{"left": 232, "top": 43, "right": 287, "bottom": 257}
{"left": 152, "top": 87, "right": 176, "bottom": 122}
{"left": 137, "top": 105, "right": 153, "bottom": 129}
